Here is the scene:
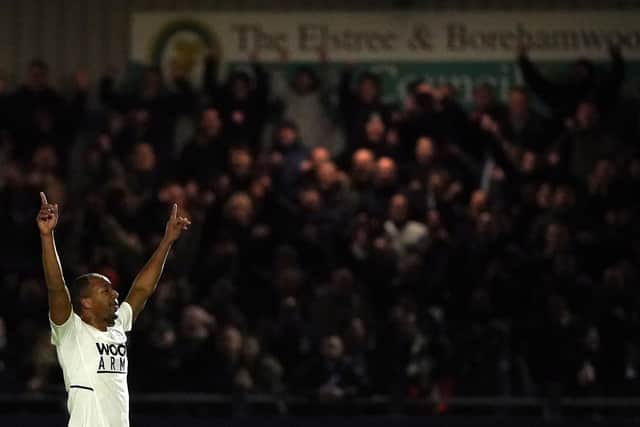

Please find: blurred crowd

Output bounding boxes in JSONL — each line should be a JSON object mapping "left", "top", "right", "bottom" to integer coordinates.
{"left": 0, "top": 44, "right": 639, "bottom": 407}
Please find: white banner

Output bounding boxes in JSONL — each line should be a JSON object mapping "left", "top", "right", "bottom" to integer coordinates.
{"left": 130, "top": 12, "right": 640, "bottom": 101}
{"left": 132, "top": 11, "right": 640, "bottom": 65}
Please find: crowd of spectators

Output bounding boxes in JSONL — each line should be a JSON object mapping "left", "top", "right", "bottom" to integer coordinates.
{"left": 0, "top": 43, "right": 639, "bottom": 407}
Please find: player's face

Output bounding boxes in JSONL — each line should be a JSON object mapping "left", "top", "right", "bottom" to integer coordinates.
{"left": 89, "top": 277, "right": 119, "bottom": 327}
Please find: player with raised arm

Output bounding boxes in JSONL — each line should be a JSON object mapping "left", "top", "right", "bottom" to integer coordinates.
{"left": 37, "top": 191, "right": 190, "bottom": 427}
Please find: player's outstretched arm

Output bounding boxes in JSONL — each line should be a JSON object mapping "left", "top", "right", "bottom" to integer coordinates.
{"left": 37, "top": 192, "right": 72, "bottom": 325}
{"left": 126, "top": 203, "right": 190, "bottom": 321}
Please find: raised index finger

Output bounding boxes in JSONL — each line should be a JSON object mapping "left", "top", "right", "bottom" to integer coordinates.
{"left": 40, "top": 192, "right": 48, "bottom": 206}
{"left": 170, "top": 203, "right": 177, "bottom": 220}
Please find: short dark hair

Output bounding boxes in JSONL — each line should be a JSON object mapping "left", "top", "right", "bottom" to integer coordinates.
{"left": 69, "top": 274, "right": 96, "bottom": 312}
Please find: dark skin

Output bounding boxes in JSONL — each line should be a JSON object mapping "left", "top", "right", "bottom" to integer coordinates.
{"left": 80, "top": 274, "right": 120, "bottom": 329}
{"left": 38, "top": 192, "right": 191, "bottom": 331}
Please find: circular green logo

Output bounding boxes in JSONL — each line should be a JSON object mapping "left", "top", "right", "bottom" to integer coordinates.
{"left": 150, "top": 20, "right": 220, "bottom": 89}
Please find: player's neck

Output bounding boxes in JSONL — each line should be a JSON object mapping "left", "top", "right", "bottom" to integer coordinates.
{"left": 81, "top": 312, "right": 108, "bottom": 331}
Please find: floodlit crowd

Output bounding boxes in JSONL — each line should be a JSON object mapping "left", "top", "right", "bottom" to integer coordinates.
{"left": 0, "top": 45, "right": 639, "bottom": 405}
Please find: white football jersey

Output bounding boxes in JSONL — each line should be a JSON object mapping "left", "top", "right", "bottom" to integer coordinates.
{"left": 50, "top": 302, "right": 133, "bottom": 427}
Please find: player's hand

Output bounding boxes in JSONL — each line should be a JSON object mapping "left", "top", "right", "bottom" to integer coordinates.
{"left": 37, "top": 192, "right": 58, "bottom": 236}
{"left": 164, "top": 203, "right": 191, "bottom": 243}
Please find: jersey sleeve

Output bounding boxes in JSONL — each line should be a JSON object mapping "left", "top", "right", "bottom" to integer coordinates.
{"left": 50, "top": 311, "right": 78, "bottom": 346}
{"left": 117, "top": 301, "right": 133, "bottom": 332}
